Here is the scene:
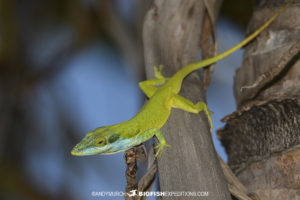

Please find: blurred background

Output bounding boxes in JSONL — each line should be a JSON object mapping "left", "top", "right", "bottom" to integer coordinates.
{"left": 0, "top": 0, "right": 255, "bottom": 199}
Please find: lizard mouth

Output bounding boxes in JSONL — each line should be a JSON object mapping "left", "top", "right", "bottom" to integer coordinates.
{"left": 70, "top": 147, "right": 84, "bottom": 156}
{"left": 70, "top": 146, "right": 89, "bottom": 156}
{"left": 71, "top": 144, "right": 106, "bottom": 156}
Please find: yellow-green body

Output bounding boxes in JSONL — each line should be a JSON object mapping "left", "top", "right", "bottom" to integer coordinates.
{"left": 71, "top": 1, "right": 293, "bottom": 157}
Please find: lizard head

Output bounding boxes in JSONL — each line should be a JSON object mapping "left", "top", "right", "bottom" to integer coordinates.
{"left": 71, "top": 126, "right": 124, "bottom": 156}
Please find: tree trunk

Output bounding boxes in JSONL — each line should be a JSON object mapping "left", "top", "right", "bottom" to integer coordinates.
{"left": 218, "top": 1, "right": 300, "bottom": 200}
{"left": 143, "top": 0, "right": 231, "bottom": 199}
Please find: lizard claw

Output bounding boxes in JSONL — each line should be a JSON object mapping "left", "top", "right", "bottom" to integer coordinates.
{"left": 154, "top": 65, "right": 165, "bottom": 79}
{"left": 154, "top": 142, "right": 171, "bottom": 157}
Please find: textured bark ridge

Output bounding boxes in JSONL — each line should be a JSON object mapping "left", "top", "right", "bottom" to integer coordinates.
{"left": 220, "top": 98, "right": 300, "bottom": 173}
{"left": 218, "top": 1, "right": 300, "bottom": 199}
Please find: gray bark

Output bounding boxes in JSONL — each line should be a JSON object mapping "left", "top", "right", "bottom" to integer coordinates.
{"left": 142, "top": 0, "right": 231, "bottom": 199}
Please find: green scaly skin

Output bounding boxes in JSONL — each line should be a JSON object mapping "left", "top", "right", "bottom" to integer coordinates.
{"left": 71, "top": 0, "right": 293, "bottom": 157}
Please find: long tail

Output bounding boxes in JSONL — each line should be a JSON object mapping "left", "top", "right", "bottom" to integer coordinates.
{"left": 175, "top": 0, "right": 294, "bottom": 79}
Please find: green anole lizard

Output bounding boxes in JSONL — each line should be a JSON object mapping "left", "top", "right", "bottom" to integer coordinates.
{"left": 71, "top": 0, "right": 294, "bottom": 157}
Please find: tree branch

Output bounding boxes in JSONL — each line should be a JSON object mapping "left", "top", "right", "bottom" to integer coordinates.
{"left": 142, "top": 1, "right": 230, "bottom": 199}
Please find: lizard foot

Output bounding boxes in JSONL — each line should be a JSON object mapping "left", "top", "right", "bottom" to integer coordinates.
{"left": 154, "top": 142, "right": 171, "bottom": 157}
{"left": 154, "top": 65, "right": 167, "bottom": 80}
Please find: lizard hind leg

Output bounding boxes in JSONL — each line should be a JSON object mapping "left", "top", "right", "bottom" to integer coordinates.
{"left": 172, "top": 94, "right": 213, "bottom": 134}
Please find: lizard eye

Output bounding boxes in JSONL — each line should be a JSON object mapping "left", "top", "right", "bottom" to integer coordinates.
{"left": 95, "top": 138, "right": 106, "bottom": 147}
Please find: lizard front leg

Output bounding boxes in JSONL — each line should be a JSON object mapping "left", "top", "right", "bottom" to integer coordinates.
{"left": 138, "top": 65, "right": 169, "bottom": 98}
{"left": 153, "top": 65, "right": 167, "bottom": 80}
{"left": 139, "top": 79, "right": 163, "bottom": 98}
{"left": 154, "top": 129, "right": 171, "bottom": 157}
